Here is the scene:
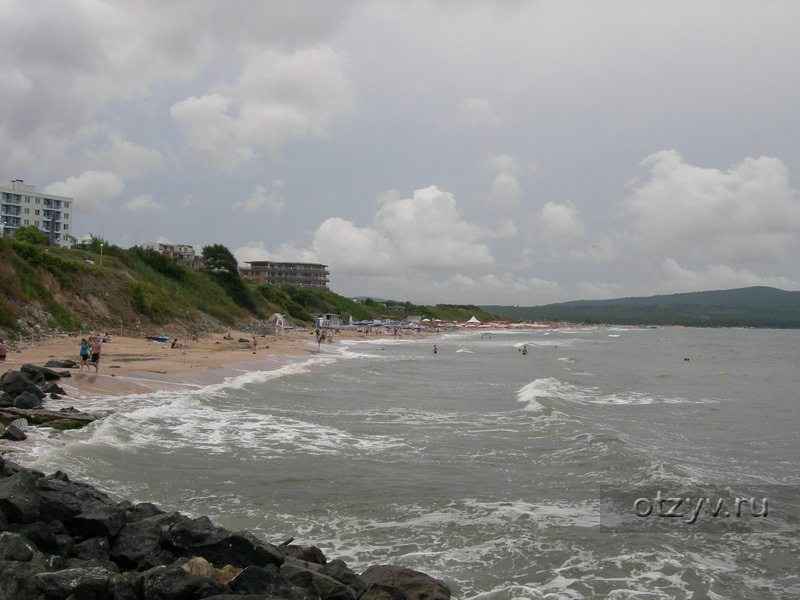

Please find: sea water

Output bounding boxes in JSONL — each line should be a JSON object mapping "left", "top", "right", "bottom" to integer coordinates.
{"left": 15, "top": 327, "right": 800, "bottom": 599}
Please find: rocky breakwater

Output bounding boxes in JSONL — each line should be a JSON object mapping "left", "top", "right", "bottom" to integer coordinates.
{"left": 0, "top": 458, "right": 453, "bottom": 600}
{"left": 0, "top": 364, "right": 99, "bottom": 440}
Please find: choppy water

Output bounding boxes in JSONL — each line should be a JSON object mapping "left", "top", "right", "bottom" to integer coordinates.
{"left": 16, "top": 327, "right": 800, "bottom": 599}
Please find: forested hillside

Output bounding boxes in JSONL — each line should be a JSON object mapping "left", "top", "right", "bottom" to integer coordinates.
{"left": 482, "top": 287, "right": 800, "bottom": 328}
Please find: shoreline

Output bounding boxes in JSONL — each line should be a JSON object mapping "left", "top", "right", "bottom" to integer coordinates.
{"left": 0, "top": 327, "right": 449, "bottom": 462}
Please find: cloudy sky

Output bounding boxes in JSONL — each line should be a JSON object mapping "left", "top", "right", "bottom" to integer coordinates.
{"left": 3, "top": 0, "right": 799, "bottom": 305}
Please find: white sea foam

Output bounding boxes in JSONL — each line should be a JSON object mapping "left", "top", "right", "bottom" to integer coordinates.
{"left": 515, "top": 378, "right": 588, "bottom": 411}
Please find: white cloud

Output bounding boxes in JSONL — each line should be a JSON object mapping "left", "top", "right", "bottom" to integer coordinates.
{"left": 82, "top": 134, "right": 165, "bottom": 180}
{"left": 373, "top": 186, "right": 495, "bottom": 269}
{"left": 539, "top": 201, "right": 585, "bottom": 241}
{"left": 234, "top": 240, "right": 269, "bottom": 268}
{"left": 171, "top": 45, "right": 354, "bottom": 171}
{"left": 124, "top": 194, "right": 164, "bottom": 212}
{"left": 454, "top": 97, "right": 499, "bottom": 127}
{"left": 482, "top": 154, "right": 534, "bottom": 209}
{"left": 623, "top": 150, "right": 800, "bottom": 262}
{"left": 236, "top": 185, "right": 495, "bottom": 274}
{"left": 43, "top": 171, "right": 124, "bottom": 213}
{"left": 234, "top": 183, "right": 286, "bottom": 214}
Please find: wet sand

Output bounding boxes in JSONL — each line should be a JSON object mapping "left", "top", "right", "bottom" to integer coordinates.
{"left": 0, "top": 329, "right": 380, "bottom": 400}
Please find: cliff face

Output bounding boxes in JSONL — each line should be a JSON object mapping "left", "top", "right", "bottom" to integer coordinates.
{"left": 0, "top": 240, "right": 240, "bottom": 339}
{"left": 11, "top": 269, "right": 139, "bottom": 336}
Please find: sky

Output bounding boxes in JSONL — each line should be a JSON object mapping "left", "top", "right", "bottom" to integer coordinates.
{"left": 2, "top": 0, "right": 799, "bottom": 305}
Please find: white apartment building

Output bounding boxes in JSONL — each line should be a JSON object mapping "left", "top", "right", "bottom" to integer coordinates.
{"left": 141, "top": 241, "right": 196, "bottom": 261}
{"left": 0, "top": 179, "right": 73, "bottom": 247}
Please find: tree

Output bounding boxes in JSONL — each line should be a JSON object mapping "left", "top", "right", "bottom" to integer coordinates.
{"left": 13, "top": 225, "right": 47, "bottom": 245}
{"left": 201, "top": 244, "right": 239, "bottom": 274}
{"left": 13, "top": 225, "right": 50, "bottom": 245}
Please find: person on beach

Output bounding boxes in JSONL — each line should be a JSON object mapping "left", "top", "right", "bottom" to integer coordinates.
{"left": 90, "top": 336, "right": 102, "bottom": 372}
{"left": 0, "top": 339, "right": 7, "bottom": 362}
{"left": 433, "top": 344, "right": 438, "bottom": 354}
{"left": 79, "top": 338, "right": 90, "bottom": 370}
{"left": 252, "top": 336, "right": 258, "bottom": 352}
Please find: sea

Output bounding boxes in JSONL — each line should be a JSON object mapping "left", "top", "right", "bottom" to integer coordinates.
{"left": 12, "top": 326, "right": 799, "bottom": 599}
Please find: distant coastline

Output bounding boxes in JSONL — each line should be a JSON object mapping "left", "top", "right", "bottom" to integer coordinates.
{"left": 482, "top": 286, "right": 800, "bottom": 329}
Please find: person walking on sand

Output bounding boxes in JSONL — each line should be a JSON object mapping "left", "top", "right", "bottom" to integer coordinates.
{"left": 252, "top": 336, "right": 258, "bottom": 353}
{"left": 79, "top": 338, "right": 90, "bottom": 371}
{"left": 90, "top": 336, "right": 102, "bottom": 372}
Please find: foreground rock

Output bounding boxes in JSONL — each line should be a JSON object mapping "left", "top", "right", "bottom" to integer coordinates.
{"left": 0, "top": 365, "right": 99, "bottom": 439}
{"left": 0, "top": 458, "right": 451, "bottom": 600}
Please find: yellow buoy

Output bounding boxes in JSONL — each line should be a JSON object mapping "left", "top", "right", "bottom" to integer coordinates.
{"left": 720, "top": 371, "right": 727, "bottom": 376}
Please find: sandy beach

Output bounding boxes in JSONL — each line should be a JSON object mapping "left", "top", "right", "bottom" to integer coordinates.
{"left": 0, "top": 328, "right": 385, "bottom": 401}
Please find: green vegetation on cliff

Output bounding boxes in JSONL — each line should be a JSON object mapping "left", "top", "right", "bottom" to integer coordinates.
{"left": 0, "top": 237, "right": 497, "bottom": 338}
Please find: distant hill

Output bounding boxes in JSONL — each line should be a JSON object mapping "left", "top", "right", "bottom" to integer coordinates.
{"left": 482, "top": 287, "right": 800, "bottom": 328}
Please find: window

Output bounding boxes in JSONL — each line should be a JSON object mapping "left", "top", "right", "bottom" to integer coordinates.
{"left": 24, "top": 208, "right": 30, "bottom": 214}
{"left": 35, "top": 209, "right": 40, "bottom": 215}
{"left": 24, "top": 219, "right": 29, "bottom": 225}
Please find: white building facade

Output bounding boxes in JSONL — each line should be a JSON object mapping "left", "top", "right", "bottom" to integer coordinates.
{"left": 0, "top": 179, "right": 73, "bottom": 247}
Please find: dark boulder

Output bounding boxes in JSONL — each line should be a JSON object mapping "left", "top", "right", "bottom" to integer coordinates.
{"left": 162, "top": 514, "right": 284, "bottom": 569}
{"left": 133, "top": 563, "right": 228, "bottom": 600}
{"left": 43, "top": 382, "right": 67, "bottom": 396}
{"left": 44, "top": 359, "right": 79, "bottom": 369}
{"left": 35, "top": 473, "right": 120, "bottom": 527}
{"left": 72, "top": 504, "right": 128, "bottom": 539}
{"left": 110, "top": 512, "right": 177, "bottom": 570}
{"left": 360, "top": 583, "right": 409, "bottom": 600}
{"left": 0, "top": 371, "right": 45, "bottom": 401}
{"left": 283, "top": 559, "right": 358, "bottom": 600}
{"left": 35, "top": 565, "right": 112, "bottom": 599}
{"left": 10, "top": 520, "right": 64, "bottom": 555}
{"left": 280, "top": 541, "right": 328, "bottom": 565}
{"left": 228, "top": 564, "right": 315, "bottom": 599}
{"left": 0, "top": 470, "right": 42, "bottom": 523}
{"left": 13, "top": 391, "right": 44, "bottom": 410}
{"left": 0, "top": 531, "right": 37, "bottom": 562}
{"left": 71, "top": 534, "right": 112, "bottom": 563}
{"left": 361, "top": 565, "right": 451, "bottom": 600}
{"left": 320, "top": 559, "right": 368, "bottom": 597}
{"left": 1, "top": 423, "right": 27, "bottom": 440}
{"left": 21, "top": 363, "right": 64, "bottom": 382}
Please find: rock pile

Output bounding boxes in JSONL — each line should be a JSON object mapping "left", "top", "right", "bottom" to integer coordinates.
{"left": 0, "top": 457, "right": 452, "bottom": 600}
{"left": 0, "top": 365, "right": 98, "bottom": 440}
